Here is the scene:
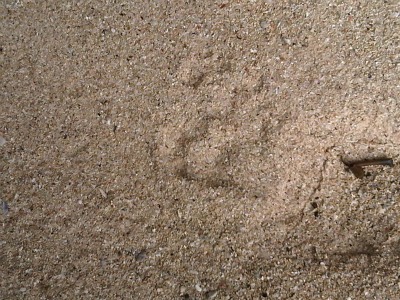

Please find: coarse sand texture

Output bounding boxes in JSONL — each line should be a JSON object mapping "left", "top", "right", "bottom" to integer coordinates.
{"left": 1, "top": 1, "right": 400, "bottom": 299}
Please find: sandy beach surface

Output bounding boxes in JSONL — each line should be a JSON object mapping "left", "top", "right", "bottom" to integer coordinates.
{"left": 1, "top": 1, "right": 399, "bottom": 299}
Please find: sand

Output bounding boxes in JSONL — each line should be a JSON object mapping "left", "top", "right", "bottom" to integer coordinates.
{"left": 1, "top": 0, "right": 399, "bottom": 299}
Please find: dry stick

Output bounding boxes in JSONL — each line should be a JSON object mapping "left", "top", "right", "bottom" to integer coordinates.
{"left": 342, "top": 158, "right": 394, "bottom": 178}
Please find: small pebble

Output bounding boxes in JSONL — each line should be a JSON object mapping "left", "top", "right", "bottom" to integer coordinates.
{"left": 259, "top": 20, "right": 269, "bottom": 29}
{"left": 0, "top": 136, "right": 6, "bottom": 147}
{"left": 195, "top": 283, "right": 202, "bottom": 292}
{"left": 1, "top": 201, "right": 9, "bottom": 215}
{"left": 135, "top": 249, "right": 147, "bottom": 261}
{"left": 205, "top": 290, "right": 218, "bottom": 299}
{"left": 99, "top": 189, "right": 107, "bottom": 199}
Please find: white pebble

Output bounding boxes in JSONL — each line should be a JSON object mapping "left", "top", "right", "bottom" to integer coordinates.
{"left": 195, "top": 283, "right": 202, "bottom": 292}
